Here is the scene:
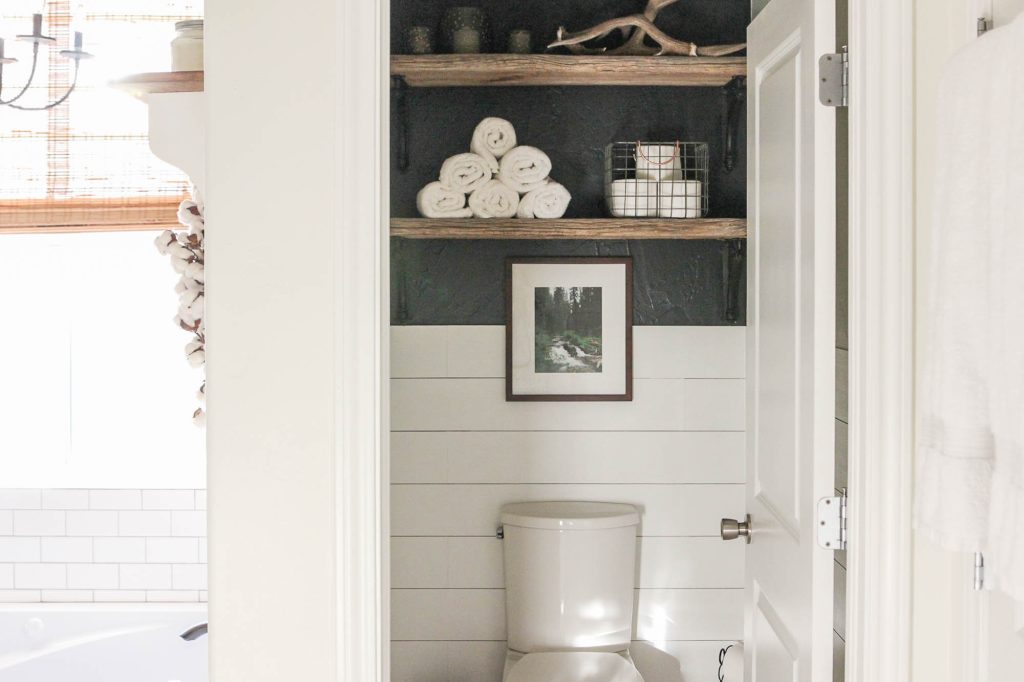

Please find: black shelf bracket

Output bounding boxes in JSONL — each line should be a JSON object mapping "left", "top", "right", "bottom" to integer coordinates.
{"left": 722, "top": 76, "right": 746, "bottom": 174}
{"left": 724, "top": 238, "right": 745, "bottom": 323}
{"left": 391, "top": 75, "right": 410, "bottom": 172}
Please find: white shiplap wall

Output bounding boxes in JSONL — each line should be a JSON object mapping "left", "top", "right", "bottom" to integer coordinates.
{"left": 391, "top": 326, "right": 746, "bottom": 682}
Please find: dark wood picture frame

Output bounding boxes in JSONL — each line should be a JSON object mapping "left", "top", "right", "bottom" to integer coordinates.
{"left": 506, "top": 257, "right": 633, "bottom": 402}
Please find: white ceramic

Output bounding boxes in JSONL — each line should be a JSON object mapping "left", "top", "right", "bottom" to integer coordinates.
{"left": 171, "top": 19, "right": 204, "bottom": 71}
{"left": 501, "top": 501, "right": 643, "bottom": 681}
{"left": 607, "top": 179, "right": 658, "bottom": 217}
{"left": 657, "top": 180, "right": 703, "bottom": 218}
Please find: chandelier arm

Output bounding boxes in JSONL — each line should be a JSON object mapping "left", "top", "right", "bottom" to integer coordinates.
{"left": 8, "top": 60, "right": 80, "bottom": 111}
{"left": 0, "top": 44, "right": 41, "bottom": 106}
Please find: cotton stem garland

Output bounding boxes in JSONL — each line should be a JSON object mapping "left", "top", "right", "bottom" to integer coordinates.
{"left": 155, "top": 189, "right": 206, "bottom": 427}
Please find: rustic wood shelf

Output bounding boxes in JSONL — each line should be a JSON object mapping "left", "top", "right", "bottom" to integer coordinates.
{"left": 110, "top": 71, "right": 204, "bottom": 100}
{"left": 391, "top": 218, "right": 746, "bottom": 240}
{"left": 391, "top": 55, "right": 746, "bottom": 87}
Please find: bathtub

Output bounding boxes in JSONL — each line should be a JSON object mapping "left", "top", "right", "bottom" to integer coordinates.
{"left": 0, "top": 604, "right": 207, "bottom": 682}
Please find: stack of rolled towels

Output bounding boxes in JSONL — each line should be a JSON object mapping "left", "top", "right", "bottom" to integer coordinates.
{"left": 417, "top": 117, "right": 572, "bottom": 219}
{"left": 607, "top": 143, "right": 703, "bottom": 219}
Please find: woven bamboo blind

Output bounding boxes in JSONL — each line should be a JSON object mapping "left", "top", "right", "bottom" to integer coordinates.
{"left": 0, "top": 0, "right": 203, "bottom": 233}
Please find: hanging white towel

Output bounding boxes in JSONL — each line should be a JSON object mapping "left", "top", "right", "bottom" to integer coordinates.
{"left": 916, "top": 13, "right": 1024, "bottom": 601}
{"left": 438, "top": 152, "right": 492, "bottom": 194}
{"left": 470, "top": 117, "right": 517, "bottom": 174}
{"left": 416, "top": 181, "right": 473, "bottom": 218}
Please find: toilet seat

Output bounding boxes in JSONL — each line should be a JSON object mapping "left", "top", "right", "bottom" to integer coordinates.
{"left": 505, "top": 651, "right": 644, "bottom": 682}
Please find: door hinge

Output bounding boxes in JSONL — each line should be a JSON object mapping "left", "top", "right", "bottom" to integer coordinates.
{"left": 818, "top": 48, "right": 848, "bottom": 108}
{"left": 816, "top": 488, "right": 847, "bottom": 551}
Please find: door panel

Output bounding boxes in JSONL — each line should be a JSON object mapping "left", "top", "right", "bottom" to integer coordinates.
{"left": 746, "top": 0, "right": 836, "bottom": 679}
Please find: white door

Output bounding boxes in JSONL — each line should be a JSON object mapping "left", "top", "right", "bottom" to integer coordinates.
{"left": 744, "top": 0, "right": 836, "bottom": 680}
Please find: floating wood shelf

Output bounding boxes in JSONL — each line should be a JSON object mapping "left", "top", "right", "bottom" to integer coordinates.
{"left": 391, "top": 55, "right": 746, "bottom": 87}
{"left": 110, "top": 71, "right": 204, "bottom": 100}
{"left": 391, "top": 218, "right": 746, "bottom": 240}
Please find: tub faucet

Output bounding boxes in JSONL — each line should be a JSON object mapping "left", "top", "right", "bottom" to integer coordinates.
{"left": 180, "top": 623, "right": 208, "bottom": 641}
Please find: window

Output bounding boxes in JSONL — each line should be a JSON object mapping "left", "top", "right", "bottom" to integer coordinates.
{"left": 1, "top": 1, "right": 205, "bottom": 486}
{"left": 0, "top": 232, "right": 205, "bottom": 487}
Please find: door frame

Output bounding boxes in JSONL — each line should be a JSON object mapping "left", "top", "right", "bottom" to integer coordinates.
{"left": 331, "top": 0, "right": 915, "bottom": 680}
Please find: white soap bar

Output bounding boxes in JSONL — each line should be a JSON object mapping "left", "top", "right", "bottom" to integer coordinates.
{"left": 608, "top": 179, "right": 658, "bottom": 217}
{"left": 657, "top": 180, "right": 702, "bottom": 218}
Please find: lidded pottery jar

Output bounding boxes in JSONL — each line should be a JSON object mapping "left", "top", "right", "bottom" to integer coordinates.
{"left": 171, "top": 19, "right": 204, "bottom": 71}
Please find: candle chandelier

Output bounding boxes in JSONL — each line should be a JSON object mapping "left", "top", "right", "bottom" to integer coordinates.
{"left": 0, "top": 13, "right": 92, "bottom": 111}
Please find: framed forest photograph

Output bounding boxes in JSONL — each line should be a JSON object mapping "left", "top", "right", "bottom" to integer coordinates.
{"left": 506, "top": 257, "right": 633, "bottom": 401}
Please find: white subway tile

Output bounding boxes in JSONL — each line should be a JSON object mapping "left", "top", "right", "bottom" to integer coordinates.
{"left": 67, "top": 511, "right": 118, "bottom": 537}
{"left": 142, "top": 490, "right": 195, "bottom": 510}
{"left": 171, "top": 511, "right": 206, "bottom": 537}
{"left": 0, "top": 589, "right": 40, "bottom": 602}
{"left": 94, "top": 590, "right": 146, "bottom": 603}
{"left": 41, "top": 537, "right": 92, "bottom": 563}
{"left": 0, "top": 490, "right": 42, "bottom": 509}
{"left": 0, "top": 537, "right": 41, "bottom": 562}
{"left": 68, "top": 564, "right": 119, "bottom": 590}
{"left": 147, "top": 590, "right": 199, "bottom": 602}
{"left": 89, "top": 490, "right": 142, "bottom": 510}
{"left": 120, "top": 564, "right": 171, "bottom": 590}
{"left": 198, "top": 538, "right": 207, "bottom": 563}
{"left": 194, "top": 490, "right": 207, "bottom": 510}
{"left": 94, "top": 537, "right": 145, "bottom": 563}
{"left": 40, "top": 489, "right": 89, "bottom": 510}
{"left": 147, "top": 538, "right": 198, "bottom": 563}
{"left": 0, "top": 564, "right": 12, "bottom": 589}
{"left": 119, "top": 511, "right": 171, "bottom": 537}
{"left": 0, "top": 511, "right": 12, "bottom": 535}
{"left": 13, "top": 510, "right": 65, "bottom": 536}
{"left": 14, "top": 563, "right": 66, "bottom": 589}
{"left": 42, "top": 590, "right": 93, "bottom": 602}
{"left": 172, "top": 564, "right": 207, "bottom": 590}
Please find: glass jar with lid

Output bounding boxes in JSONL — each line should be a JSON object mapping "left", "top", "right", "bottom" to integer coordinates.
{"left": 171, "top": 19, "right": 204, "bottom": 71}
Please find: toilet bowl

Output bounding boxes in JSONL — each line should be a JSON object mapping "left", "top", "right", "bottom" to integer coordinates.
{"left": 499, "top": 501, "right": 644, "bottom": 682}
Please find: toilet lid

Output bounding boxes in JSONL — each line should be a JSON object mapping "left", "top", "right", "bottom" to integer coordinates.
{"left": 506, "top": 652, "right": 644, "bottom": 682}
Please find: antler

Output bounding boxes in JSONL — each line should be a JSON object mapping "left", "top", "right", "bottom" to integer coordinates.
{"left": 550, "top": 14, "right": 745, "bottom": 57}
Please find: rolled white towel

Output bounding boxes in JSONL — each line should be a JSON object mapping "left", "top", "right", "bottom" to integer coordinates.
{"left": 635, "top": 143, "right": 683, "bottom": 181}
{"left": 438, "top": 152, "right": 491, "bottom": 193}
{"left": 468, "top": 179, "right": 520, "bottom": 218}
{"left": 417, "top": 181, "right": 474, "bottom": 218}
{"left": 607, "top": 179, "right": 658, "bottom": 217}
{"left": 657, "top": 180, "right": 703, "bottom": 218}
{"left": 471, "top": 117, "right": 517, "bottom": 173}
{"left": 498, "top": 145, "right": 552, "bottom": 194}
{"left": 517, "top": 181, "right": 572, "bottom": 219}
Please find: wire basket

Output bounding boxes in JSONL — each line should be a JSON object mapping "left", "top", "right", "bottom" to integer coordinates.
{"left": 604, "top": 141, "right": 709, "bottom": 218}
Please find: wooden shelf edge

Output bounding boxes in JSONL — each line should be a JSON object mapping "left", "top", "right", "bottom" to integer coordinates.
{"left": 391, "top": 54, "right": 746, "bottom": 87}
{"left": 110, "top": 71, "right": 204, "bottom": 100}
{"left": 391, "top": 218, "right": 746, "bottom": 240}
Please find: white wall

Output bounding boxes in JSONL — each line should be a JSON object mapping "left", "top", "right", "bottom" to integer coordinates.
{"left": 205, "top": 0, "right": 341, "bottom": 679}
{"left": 390, "top": 325, "right": 746, "bottom": 682}
{"left": 0, "top": 489, "right": 206, "bottom": 603}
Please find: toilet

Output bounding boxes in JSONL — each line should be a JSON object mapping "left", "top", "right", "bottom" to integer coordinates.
{"left": 500, "top": 501, "right": 644, "bottom": 682}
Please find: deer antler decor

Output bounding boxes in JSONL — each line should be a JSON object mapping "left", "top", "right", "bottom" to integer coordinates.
{"left": 547, "top": 0, "right": 746, "bottom": 57}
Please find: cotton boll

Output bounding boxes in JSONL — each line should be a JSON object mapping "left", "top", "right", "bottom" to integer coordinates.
{"left": 170, "top": 256, "right": 190, "bottom": 274}
{"left": 174, "top": 279, "right": 188, "bottom": 294}
{"left": 185, "top": 340, "right": 203, "bottom": 356}
{"left": 192, "top": 408, "right": 206, "bottom": 428}
{"left": 185, "top": 261, "right": 205, "bottom": 283}
{"left": 196, "top": 384, "right": 206, "bottom": 402}
{"left": 186, "top": 294, "right": 204, "bottom": 320}
{"left": 154, "top": 230, "right": 176, "bottom": 254}
{"left": 187, "top": 349, "right": 206, "bottom": 368}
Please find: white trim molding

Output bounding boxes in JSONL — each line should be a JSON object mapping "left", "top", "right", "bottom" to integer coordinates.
{"left": 336, "top": 0, "right": 389, "bottom": 678}
{"left": 845, "top": 0, "right": 915, "bottom": 681}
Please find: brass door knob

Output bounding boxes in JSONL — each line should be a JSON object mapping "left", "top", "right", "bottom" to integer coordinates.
{"left": 720, "top": 514, "right": 752, "bottom": 543}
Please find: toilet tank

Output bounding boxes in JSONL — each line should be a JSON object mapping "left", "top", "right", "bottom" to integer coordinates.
{"left": 500, "top": 501, "right": 640, "bottom": 653}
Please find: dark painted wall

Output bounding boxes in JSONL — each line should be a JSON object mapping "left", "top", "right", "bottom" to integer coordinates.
{"left": 390, "top": 0, "right": 749, "bottom": 326}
